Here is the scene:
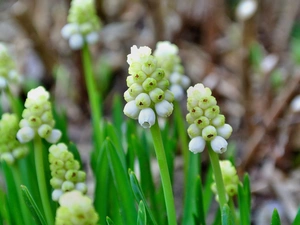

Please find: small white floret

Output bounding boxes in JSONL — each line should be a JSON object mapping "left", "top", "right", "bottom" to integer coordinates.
{"left": 45, "top": 129, "right": 62, "bottom": 144}
{"left": 210, "top": 136, "right": 228, "bottom": 154}
{"left": 291, "top": 95, "right": 300, "bottom": 112}
{"left": 86, "top": 32, "right": 99, "bottom": 44}
{"left": 69, "top": 33, "right": 84, "bottom": 50}
{"left": 170, "top": 84, "right": 184, "bottom": 101}
{"left": 217, "top": 124, "right": 233, "bottom": 139}
{"left": 52, "top": 189, "right": 63, "bottom": 201}
{"left": 61, "top": 23, "right": 79, "bottom": 39}
{"left": 138, "top": 108, "right": 156, "bottom": 128}
{"left": 0, "top": 77, "right": 7, "bottom": 89}
{"left": 236, "top": 0, "right": 257, "bottom": 21}
{"left": 124, "top": 100, "right": 140, "bottom": 119}
{"left": 155, "top": 100, "right": 173, "bottom": 117}
{"left": 16, "top": 127, "right": 35, "bottom": 143}
{"left": 189, "top": 136, "right": 206, "bottom": 154}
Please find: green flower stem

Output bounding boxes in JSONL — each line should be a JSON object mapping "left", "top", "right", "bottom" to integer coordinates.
{"left": 174, "top": 101, "right": 189, "bottom": 185}
{"left": 229, "top": 197, "right": 237, "bottom": 224}
{"left": 150, "top": 120, "right": 177, "bottom": 225}
{"left": 11, "top": 165, "right": 28, "bottom": 225}
{"left": 34, "top": 136, "right": 53, "bottom": 225}
{"left": 82, "top": 44, "right": 102, "bottom": 151}
{"left": 207, "top": 142, "right": 227, "bottom": 208}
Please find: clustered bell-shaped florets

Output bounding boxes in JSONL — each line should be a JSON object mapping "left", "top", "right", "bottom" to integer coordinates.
{"left": 124, "top": 45, "right": 174, "bottom": 128}
{"left": 0, "top": 114, "right": 28, "bottom": 165}
{"left": 211, "top": 160, "right": 239, "bottom": 201}
{"left": 153, "top": 41, "right": 191, "bottom": 101}
{"left": 55, "top": 190, "right": 99, "bottom": 225}
{"left": 0, "top": 43, "right": 21, "bottom": 90}
{"left": 186, "top": 83, "right": 233, "bottom": 154}
{"left": 49, "top": 143, "right": 87, "bottom": 201}
{"left": 61, "top": 0, "right": 101, "bottom": 50}
{"left": 16, "top": 86, "right": 62, "bottom": 144}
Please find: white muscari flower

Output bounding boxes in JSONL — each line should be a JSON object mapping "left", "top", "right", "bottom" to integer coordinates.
{"left": 61, "top": 23, "right": 79, "bottom": 39}
{"left": 155, "top": 100, "right": 173, "bottom": 117}
{"left": 69, "top": 33, "right": 84, "bottom": 50}
{"left": 291, "top": 95, "right": 300, "bottom": 112}
{"left": 127, "top": 45, "right": 152, "bottom": 65}
{"left": 45, "top": 129, "right": 62, "bottom": 144}
{"left": 52, "top": 189, "right": 63, "bottom": 201}
{"left": 138, "top": 108, "right": 156, "bottom": 128}
{"left": 124, "top": 100, "right": 140, "bottom": 119}
{"left": 170, "top": 72, "right": 182, "bottom": 84}
{"left": 189, "top": 136, "right": 206, "bottom": 154}
{"left": 211, "top": 136, "right": 228, "bottom": 154}
{"left": 16, "top": 127, "right": 35, "bottom": 143}
{"left": 236, "top": 0, "right": 257, "bottom": 21}
{"left": 217, "top": 124, "right": 233, "bottom": 139}
{"left": 170, "top": 84, "right": 184, "bottom": 101}
{"left": 86, "top": 32, "right": 99, "bottom": 44}
{"left": 180, "top": 75, "right": 191, "bottom": 89}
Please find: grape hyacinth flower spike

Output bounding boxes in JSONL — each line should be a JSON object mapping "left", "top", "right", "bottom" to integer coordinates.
{"left": 186, "top": 83, "right": 232, "bottom": 154}
{"left": 16, "top": 86, "right": 62, "bottom": 144}
{"left": 124, "top": 45, "right": 174, "bottom": 128}
{"left": 61, "top": 0, "right": 101, "bottom": 50}
{"left": 154, "top": 41, "right": 191, "bottom": 101}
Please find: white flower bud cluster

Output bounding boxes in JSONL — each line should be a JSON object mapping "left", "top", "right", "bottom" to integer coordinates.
{"left": 16, "top": 86, "right": 62, "bottom": 144}
{"left": 123, "top": 45, "right": 174, "bottom": 128}
{"left": 0, "top": 114, "right": 28, "bottom": 165}
{"left": 211, "top": 160, "right": 239, "bottom": 201}
{"left": 61, "top": 0, "right": 101, "bottom": 50}
{"left": 0, "top": 43, "right": 21, "bottom": 90}
{"left": 186, "top": 83, "right": 232, "bottom": 154}
{"left": 55, "top": 190, "right": 99, "bottom": 225}
{"left": 154, "top": 41, "right": 191, "bottom": 101}
{"left": 49, "top": 143, "right": 87, "bottom": 201}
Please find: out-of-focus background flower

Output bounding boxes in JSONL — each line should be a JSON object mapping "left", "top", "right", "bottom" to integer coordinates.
{"left": 1, "top": 0, "right": 300, "bottom": 224}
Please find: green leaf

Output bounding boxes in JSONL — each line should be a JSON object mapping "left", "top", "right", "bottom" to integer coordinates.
{"left": 129, "top": 170, "right": 158, "bottom": 225}
{"left": 222, "top": 204, "right": 235, "bottom": 225}
{"left": 238, "top": 174, "right": 251, "bottom": 225}
{"left": 137, "top": 201, "right": 147, "bottom": 225}
{"left": 106, "top": 139, "right": 137, "bottom": 224}
{"left": 193, "top": 176, "right": 206, "bottom": 225}
{"left": 93, "top": 143, "right": 109, "bottom": 225}
{"left": 271, "top": 209, "right": 281, "bottom": 225}
{"left": 182, "top": 153, "right": 201, "bottom": 225}
{"left": 106, "top": 217, "right": 115, "bottom": 225}
{"left": 292, "top": 207, "right": 300, "bottom": 225}
{"left": 212, "top": 208, "right": 221, "bottom": 225}
{"left": 20, "top": 185, "right": 47, "bottom": 225}
{"left": 203, "top": 164, "right": 214, "bottom": 215}
{"left": 112, "top": 94, "right": 123, "bottom": 139}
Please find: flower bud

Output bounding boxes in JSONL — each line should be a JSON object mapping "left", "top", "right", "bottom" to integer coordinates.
{"left": 151, "top": 68, "right": 165, "bottom": 81}
{"left": 17, "top": 127, "right": 35, "bottom": 143}
{"left": 142, "top": 77, "right": 157, "bottom": 92}
{"left": 190, "top": 107, "right": 203, "bottom": 118}
{"left": 204, "top": 105, "right": 220, "bottom": 119}
{"left": 202, "top": 125, "right": 217, "bottom": 141}
{"left": 187, "top": 124, "right": 201, "bottom": 138}
{"left": 62, "top": 181, "right": 75, "bottom": 192}
{"left": 132, "top": 70, "right": 147, "bottom": 84}
{"left": 129, "top": 83, "right": 143, "bottom": 97}
{"left": 195, "top": 116, "right": 209, "bottom": 129}
{"left": 170, "top": 84, "right": 184, "bottom": 101}
{"left": 149, "top": 88, "right": 164, "bottom": 103}
{"left": 69, "top": 33, "right": 84, "bottom": 50}
{"left": 135, "top": 93, "right": 151, "bottom": 109}
{"left": 211, "top": 114, "right": 225, "bottom": 127}
{"left": 52, "top": 189, "right": 63, "bottom": 201}
{"left": 45, "top": 129, "right": 62, "bottom": 144}
{"left": 164, "top": 90, "right": 174, "bottom": 102}
{"left": 157, "top": 78, "right": 169, "bottom": 90}
{"left": 38, "top": 124, "right": 52, "bottom": 138}
{"left": 86, "top": 32, "right": 99, "bottom": 44}
{"left": 141, "top": 56, "right": 157, "bottom": 75}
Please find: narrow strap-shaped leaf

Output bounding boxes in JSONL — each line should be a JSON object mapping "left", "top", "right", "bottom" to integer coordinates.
{"left": 137, "top": 201, "right": 147, "bottom": 225}
{"left": 271, "top": 209, "right": 281, "bottom": 225}
{"left": 238, "top": 173, "right": 251, "bottom": 225}
{"left": 212, "top": 208, "right": 221, "bottom": 225}
{"left": 292, "top": 207, "right": 300, "bottom": 225}
{"left": 129, "top": 170, "right": 158, "bottom": 225}
{"left": 203, "top": 164, "right": 214, "bottom": 215}
{"left": 106, "top": 138, "right": 137, "bottom": 224}
{"left": 243, "top": 174, "right": 251, "bottom": 213}
{"left": 222, "top": 204, "right": 235, "bottom": 225}
{"left": 194, "top": 176, "right": 206, "bottom": 225}
{"left": 106, "top": 217, "right": 115, "bottom": 225}
{"left": 182, "top": 153, "right": 201, "bottom": 225}
{"left": 20, "top": 185, "right": 47, "bottom": 225}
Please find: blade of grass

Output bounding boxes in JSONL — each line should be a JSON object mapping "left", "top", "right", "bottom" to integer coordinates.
{"left": 182, "top": 153, "right": 200, "bottom": 225}
{"left": 203, "top": 163, "right": 214, "bottom": 215}
{"left": 238, "top": 174, "right": 251, "bottom": 225}
{"left": 129, "top": 170, "right": 158, "bottom": 225}
{"left": 222, "top": 204, "right": 235, "bottom": 225}
{"left": 193, "top": 175, "right": 206, "bottom": 225}
{"left": 271, "top": 209, "right": 281, "bottom": 225}
{"left": 292, "top": 208, "right": 300, "bottom": 225}
{"left": 106, "top": 217, "right": 115, "bottom": 225}
{"left": 137, "top": 201, "right": 147, "bottom": 225}
{"left": 20, "top": 185, "right": 47, "bottom": 225}
{"left": 106, "top": 138, "right": 137, "bottom": 224}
